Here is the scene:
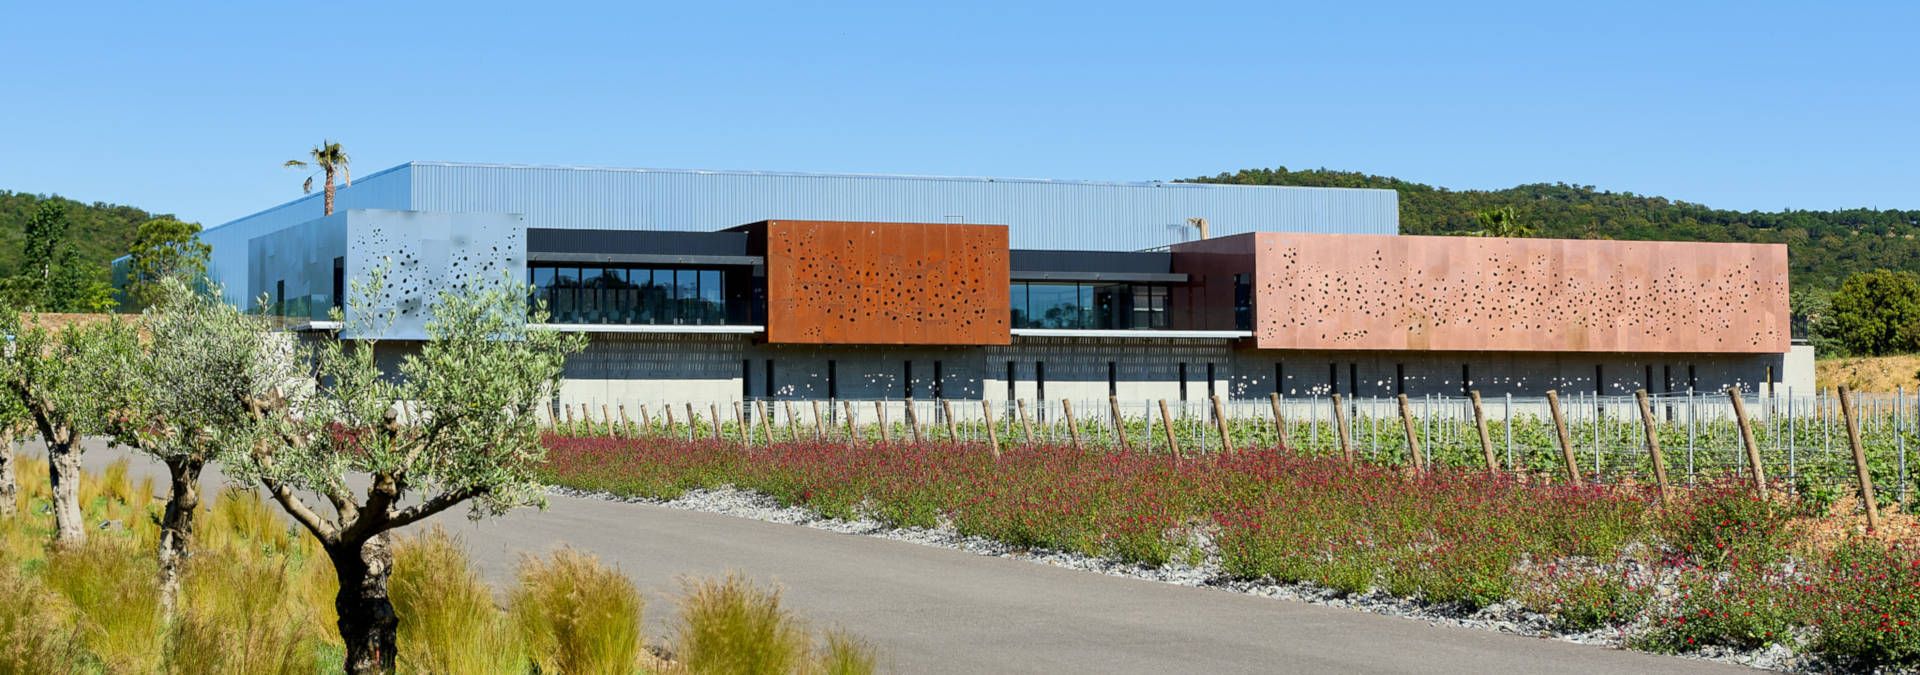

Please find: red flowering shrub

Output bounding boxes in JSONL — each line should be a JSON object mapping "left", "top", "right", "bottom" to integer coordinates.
{"left": 541, "top": 434, "right": 1920, "bottom": 664}
{"left": 1810, "top": 540, "right": 1920, "bottom": 666}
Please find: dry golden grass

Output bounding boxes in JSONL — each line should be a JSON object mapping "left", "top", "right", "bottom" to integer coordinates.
{"left": 391, "top": 525, "right": 526, "bottom": 673}
{"left": 511, "top": 546, "right": 645, "bottom": 675}
{"left": 1818, "top": 353, "right": 1920, "bottom": 393}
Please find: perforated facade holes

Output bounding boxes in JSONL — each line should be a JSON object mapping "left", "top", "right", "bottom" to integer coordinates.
{"left": 762, "top": 220, "right": 1011, "bottom": 346}
{"left": 1239, "top": 233, "right": 1790, "bottom": 354}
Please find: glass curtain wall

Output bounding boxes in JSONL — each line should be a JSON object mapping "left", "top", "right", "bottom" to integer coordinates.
{"left": 1010, "top": 282, "right": 1171, "bottom": 330}
{"left": 530, "top": 264, "right": 732, "bottom": 325}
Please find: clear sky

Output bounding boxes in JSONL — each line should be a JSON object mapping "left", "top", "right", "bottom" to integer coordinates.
{"left": 2, "top": 1, "right": 1915, "bottom": 225}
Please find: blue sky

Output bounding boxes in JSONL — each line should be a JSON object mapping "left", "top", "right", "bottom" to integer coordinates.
{"left": 1, "top": 1, "right": 1915, "bottom": 225}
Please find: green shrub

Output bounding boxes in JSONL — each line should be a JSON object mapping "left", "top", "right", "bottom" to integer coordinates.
{"left": 1638, "top": 564, "right": 1802, "bottom": 652}
{"left": 510, "top": 546, "right": 643, "bottom": 674}
{"left": 1527, "top": 568, "right": 1651, "bottom": 632}
{"left": 392, "top": 526, "right": 526, "bottom": 674}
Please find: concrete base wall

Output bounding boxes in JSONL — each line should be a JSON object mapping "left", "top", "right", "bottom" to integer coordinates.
{"left": 546, "top": 334, "right": 1802, "bottom": 411}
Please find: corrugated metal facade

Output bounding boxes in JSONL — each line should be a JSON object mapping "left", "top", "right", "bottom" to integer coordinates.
{"left": 194, "top": 161, "right": 1398, "bottom": 304}
{"left": 200, "top": 165, "right": 413, "bottom": 305}
{"left": 403, "top": 162, "right": 1398, "bottom": 250}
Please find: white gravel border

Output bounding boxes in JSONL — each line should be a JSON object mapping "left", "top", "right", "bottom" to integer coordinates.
{"left": 552, "top": 484, "right": 1853, "bottom": 673}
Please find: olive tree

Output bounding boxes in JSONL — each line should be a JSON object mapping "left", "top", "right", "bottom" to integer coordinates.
{"left": 0, "top": 392, "right": 27, "bottom": 518}
{"left": 238, "top": 274, "right": 583, "bottom": 674}
{"left": 109, "top": 279, "right": 298, "bottom": 615}
{"left": 0, "top": 313, "right": 140, "bottom": 545}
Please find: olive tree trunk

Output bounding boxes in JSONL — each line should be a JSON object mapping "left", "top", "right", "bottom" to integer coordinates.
{"left": 0, "top": 433, "right": 15, "bottom": 517}
{"left": 47, "top": 437, "right": 85, "bottom": 546}
{"left": 329, "top": 532, "right": 398, "bottom": 675}
{"left": 156, "top": 456, "right": 204, "bottom": 617}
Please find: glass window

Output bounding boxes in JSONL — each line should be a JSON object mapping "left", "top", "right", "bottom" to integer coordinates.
{"left": 551, "top": 267, "right": 579, "bottom": 323}
{"left": 1027, "top": 283, "right": 1081, "bottom": 329}
{"left": 1009, "top": 282, "right": 1030, "bottom": 328}
{"left": 674, "top": 270, "right": 699, "bottom": 325}
{"left": 530, "top": 267, "right": 556, "bottom": 318}
{"left": 699, "top": 270, "right": 724, "bottom": 325}
{"left": 1132, "top": 285, "right": 1168, "bottom": 329}
{"left": 1092, "top": 283, "right": 1125, "bottom": 330}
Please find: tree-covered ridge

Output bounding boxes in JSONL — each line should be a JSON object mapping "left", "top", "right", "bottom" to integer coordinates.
{"left": 1188, "top": 167, "right": 1920, "bottom": 293}
{"left": 0, "top": 190, "right": 162, "bottom": 277}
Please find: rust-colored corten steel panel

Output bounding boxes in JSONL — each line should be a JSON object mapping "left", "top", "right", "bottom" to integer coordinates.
{"left": 1193, "top": 232, "right": 1788, "bottom": 353}
{"left": 761, "top": 220, "right": 1010, "bottom": 345}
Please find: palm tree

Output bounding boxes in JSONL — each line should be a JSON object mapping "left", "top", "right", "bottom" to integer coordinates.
{"left": 1470, "top": 206, "right": 1537, "bottom": 238}
{"left": 286, "top": 141, "right": 351, "bottom": 216}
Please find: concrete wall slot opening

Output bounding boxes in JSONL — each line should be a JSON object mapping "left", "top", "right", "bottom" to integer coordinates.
{"left": 1006, "top": 361, "right": 1016, "bottom": 401}
{"left": 1036, "top": 362, "right": 1046, "bottom": 401}
{"left": 827, "top": 360, "right": 838, "bottom": 400}
{"left": 741, "top": 359, "right": 751, "bottom": 401}
{"left": 764, "top": 360, "right": 774, "bottom": 399}
{"left": 904, "top": 361, "right": 913, "bottom": 399}
{"left": 1178, "top": 363, "right": 1189, "bottom": 401}
{"left": 1107, "top": 361, "right": 1117, "bottom": 397}
{"left": 933, "top": 361, "right": 944, "bottom": 399}
{"left": 1395, "top": 364, "right": 1406, "bottom": 396}
{"left": 1206, "top": 362, "right": 1216, "bottom": 398}
{"left": 1461, "top": 364, "right": 1471, "bottom": 397}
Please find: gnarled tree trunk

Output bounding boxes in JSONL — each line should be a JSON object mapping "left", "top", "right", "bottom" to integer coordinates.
{"left": 47, "top": 436, "right": 85, "bottom": 546}
{"left": 156, "top": 456, "right": 204, "bottom": 616}
{"left": 0, "top": 432, "right": 16, "bottom": 517}
{"left": 329, "top": 532, "right": 397, "bottom": 675}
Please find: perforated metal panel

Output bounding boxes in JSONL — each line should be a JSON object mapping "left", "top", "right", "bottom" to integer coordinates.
{"left": 761, "top": 220, "right": 1010, "bottom": 346}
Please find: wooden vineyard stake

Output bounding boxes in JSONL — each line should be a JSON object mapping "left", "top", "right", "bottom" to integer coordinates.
{"left": 1210, "top": 395, "right": 1233, "bottom": 452}
{"left": 638, "top": 403, "right": 652, "bottom": 434}
{"left": 617, "top": 405, "right": 631, "bottom": 438}
{"left": 1469, "top": 391, "right": 1497, "bottom": 473}
{"left": 1397, "top": 394, "right": 1424, "bottom": 472}
{"left": 905, "top": 399, "right": 923, "bottom": 443}
{"left": 1159, "top": 399, "right": 1181, "bottom": 460}
{"left": 1062, "top": 399, "right": 1083, "bottom": 450}
{"left": 1838, "top": 386, "right": 1881, "bottom": 530}
{"left": 1634, "top": 389, "right": 1672, "bottom": 505}
{"left": 1268, "top": 393, "right": 1290, "bottom": 451}
{"left": 785, "top": 401, "right": 800, "bottom": 439}
{"left": 875, "top": 401, "right": 890, "bottom": 443}
{"left": 811, "top": 400, "right": 826, "bottom": 439}
{"left": 1545, "top": 390, "right": 1581, "bottom": 483}
{"left": 942, "top": 399, "right": 959, "bottom": 442}
{"left": 1727, "top": 387, "right": 1769, "bottom": 500}
{"left": 843, "top": 400, "right": 857, "bottom": 440}
{"left": 982, "top": 400, "right": 1002, "bottom": 458}
{"left": 757, "top": 400, "right": 774, "bottom": 444}
{"left": 1109, "top": 396, "right": 1131, "bottom": 451}
{"left": 1016, "top": 399, "right": 1035, "bottom": 445}
{"left": 1331, "top": 394, "right": 1354, "bottom": 464}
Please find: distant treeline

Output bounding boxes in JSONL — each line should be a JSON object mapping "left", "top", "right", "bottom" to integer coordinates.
{"left": 1188, "top": 167, "right": 1920, "bottom": 295}
{"left": 0, "top": 190, "right": 158, "bottom": 277}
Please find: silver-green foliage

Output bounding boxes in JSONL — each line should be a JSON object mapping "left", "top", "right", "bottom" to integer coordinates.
{"left": 0, "top": 312, "right": 140, "bottom": 544}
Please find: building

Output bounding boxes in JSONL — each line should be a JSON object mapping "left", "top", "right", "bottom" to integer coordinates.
{"left": 149, "top": 161, "right": 1811, "bottom": 408}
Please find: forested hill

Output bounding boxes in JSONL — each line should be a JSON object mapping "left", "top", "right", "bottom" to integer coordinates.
{"left": 0, "top": 190, "right": 161, "bottom": 277}
{"left": 1188, "top": 168, "right": 1920, "bottom": 294}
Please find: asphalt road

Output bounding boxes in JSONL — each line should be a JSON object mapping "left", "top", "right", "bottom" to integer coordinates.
{"left": 51, "top": 443, "right": 1746, "bottom": 674}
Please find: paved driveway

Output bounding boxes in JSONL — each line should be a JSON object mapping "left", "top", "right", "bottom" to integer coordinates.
{"left": 50, "top": 443, "right": 1747, "bottom": 674}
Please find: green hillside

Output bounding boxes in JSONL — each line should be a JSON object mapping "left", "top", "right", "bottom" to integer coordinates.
{"left": 1188, "top": 167, "right": 1920, "bottom": 294}
{"left": 0, "top": 190, "right": 166, "bottom": 277}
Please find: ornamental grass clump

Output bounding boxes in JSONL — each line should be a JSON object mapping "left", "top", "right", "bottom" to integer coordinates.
{"left": 510, "top": 546, "right": 644, "bottom": 674}
{"left": 673, "top": 573, "right": 878, "bottom": 675}
{"left": 392, "top": 526, "right": 526, "bottom": 674}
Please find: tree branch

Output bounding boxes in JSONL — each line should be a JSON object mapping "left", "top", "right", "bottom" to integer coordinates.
{"left": 259, "top": 476, "right": 340, "bottom": 544}
{"left": 386, "top": 486, "right": 481, "bottom": 530}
